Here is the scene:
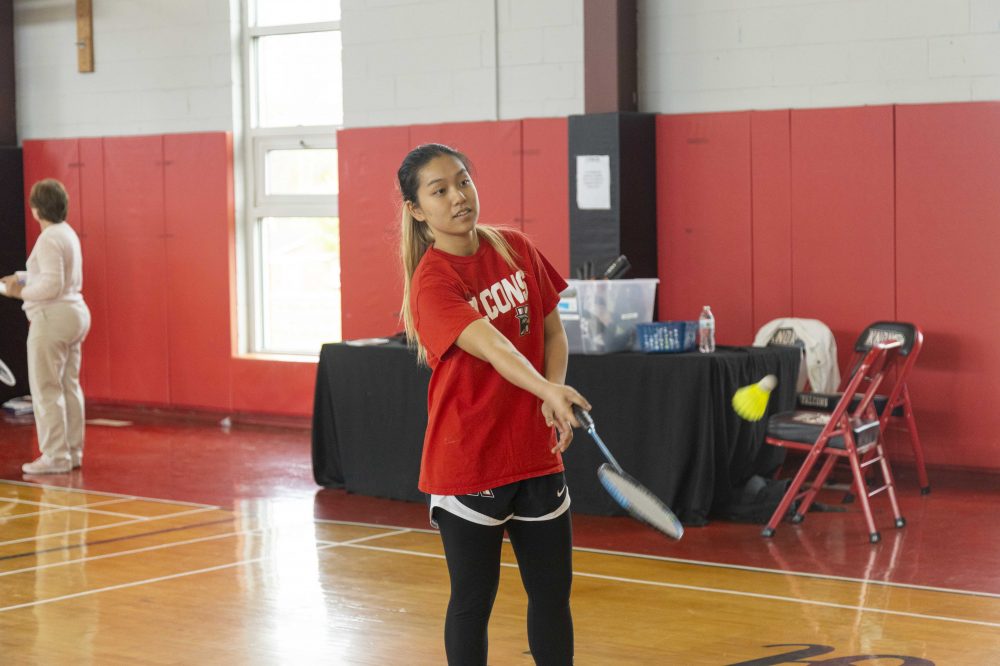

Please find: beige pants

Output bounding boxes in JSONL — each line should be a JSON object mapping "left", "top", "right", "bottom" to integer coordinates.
{"left": 27, "top": 301, "right": 91, "bottom": 463}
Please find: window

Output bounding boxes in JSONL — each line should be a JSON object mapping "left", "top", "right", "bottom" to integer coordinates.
{"left": 241, "top": 0, "right": 343, "bottom": 354}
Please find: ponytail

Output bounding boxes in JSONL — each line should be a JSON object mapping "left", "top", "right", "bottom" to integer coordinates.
{"left": 397, "top": 144, "right": 520, "bottom": 365}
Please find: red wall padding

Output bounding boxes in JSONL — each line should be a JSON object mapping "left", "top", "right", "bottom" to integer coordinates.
{"left": 230, "top": 357, "right": 316, "bottom": 416}
{"left": 522, "top": 118, "right": 570, "bottom": 277}
{"left": 656, "top": 112, "right": 755, "bottom": 344}
{"left": 895, "top": 102, "right": 1000, "bottom": 470}
{"left": 78, "top": 139, "right": 112, "bottom": 400}
{"left": 103, "top": 136, "right": 171, "bottom": 405}
{"left": 337, "top": 126, "right": 411, "bottom": 340}
{"left": 164, "top": 133, "right": 234, "bottom": 410}
{"left": 24, "top": 132, "right": 315, "bottom": 418}
{"left": 21, "top": 103, "right": 1000, "bottom": 465}
{"left": 750, "top": 110, "right": 793, "bottom": 331}
{"left": 789, "top": 106, "right": 896, "bottom": 372}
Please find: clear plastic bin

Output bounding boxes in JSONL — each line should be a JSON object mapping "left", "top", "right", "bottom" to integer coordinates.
{"left": 557, "top": 278, "right": 659, "bottom": 354}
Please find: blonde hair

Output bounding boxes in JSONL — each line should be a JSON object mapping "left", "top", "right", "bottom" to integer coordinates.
{"left": 397, "top": 144, "right": 519, "bottom": 365}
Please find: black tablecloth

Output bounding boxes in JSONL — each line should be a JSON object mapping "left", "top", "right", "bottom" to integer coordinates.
{"left": 312, "top": 342, "right": 800, "bottom": 526}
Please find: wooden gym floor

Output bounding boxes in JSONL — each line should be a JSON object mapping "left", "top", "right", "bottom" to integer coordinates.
{"left": 1, "top": 408, "right": 999, "bottom": 664}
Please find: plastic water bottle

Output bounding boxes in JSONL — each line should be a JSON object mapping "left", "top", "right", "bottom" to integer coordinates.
{"left": 698, "top": 305, "right": 715, "bottom": 353}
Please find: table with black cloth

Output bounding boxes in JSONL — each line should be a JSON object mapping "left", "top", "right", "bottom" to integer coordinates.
{"left": 312, "top": 342, "right": 800, "bottom": 526}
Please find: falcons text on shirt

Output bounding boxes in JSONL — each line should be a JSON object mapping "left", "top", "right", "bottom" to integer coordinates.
{"left": 467, "top": 270, "right": 529, "bottom": 322}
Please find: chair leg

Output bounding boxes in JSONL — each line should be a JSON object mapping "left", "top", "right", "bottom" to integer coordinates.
{"left": 846, "top": 444, "right": 880, "bottom": 543}
{"left": 901, "top": 395, "right": 930, "bottom": 494}
{"left": 794, "top": 454, "right": 839, "bottom": 520}
{"left": 875, "top": 441, "right": 905, "bottom": 529}
{"left": 762, "top": 445, "right": 824, "bottom": 538}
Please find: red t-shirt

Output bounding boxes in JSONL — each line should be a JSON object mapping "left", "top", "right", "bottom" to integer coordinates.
{"left": 411, "top": 229, "right": 568, "bottom": 495}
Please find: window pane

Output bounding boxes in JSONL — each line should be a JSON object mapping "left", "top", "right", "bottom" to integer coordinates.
{"left": 257, "top": 31, "right": 342, "bottom": 127}
{"left": 255, "top": 0, "right": 340, "bottom": 26}
{"left": 265, "top": 148, "right": 339, "bottom": 196}
{"left": 260, "top": 217, "right": 341, "bottom": 353}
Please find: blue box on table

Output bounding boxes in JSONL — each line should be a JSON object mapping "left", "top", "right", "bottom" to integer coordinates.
{"left": 635, "top": 321, "right": 698, "bottom": 353}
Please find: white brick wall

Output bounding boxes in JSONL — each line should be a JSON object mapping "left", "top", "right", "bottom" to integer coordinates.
{"left": 14, "top": 0, "right": 239, "bottom": 139}
{"left": 639, "top": 0, "right": 1000, "bottom": 114}
{"left": 341, "top": 0, "right": 584, "bottom": 127}
{"left": 497, "top": 0, "right": 584, "bottom": 120}
{"left": 14, "top": 0, "right": 998, "bottom": 139}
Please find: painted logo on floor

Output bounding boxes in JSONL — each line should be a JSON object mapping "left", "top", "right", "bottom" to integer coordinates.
{"left": 726, "top": 643, "right": 934, "bottom": 665}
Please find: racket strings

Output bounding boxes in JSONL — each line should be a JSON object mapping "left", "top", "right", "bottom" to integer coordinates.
{"left": 598, "top": 464, "right": 684, "bottom": 540}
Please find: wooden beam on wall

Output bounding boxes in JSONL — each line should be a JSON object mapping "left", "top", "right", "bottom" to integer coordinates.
{"left": 76, "top": 0, "right": 93, "bottom": 73}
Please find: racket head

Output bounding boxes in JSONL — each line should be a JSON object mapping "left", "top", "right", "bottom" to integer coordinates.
{"left": 598, "top": 463, "right": 684, "bottom": 540}
{"left": 0, "top": 359, "right": 14, "bottom": 387}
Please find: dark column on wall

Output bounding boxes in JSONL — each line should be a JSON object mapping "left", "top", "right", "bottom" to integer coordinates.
{"left": 0, "top": 148, "right": 27, "bottom": 403}
{"left": 568, "top": 112, "right": 657, "bottom": 279}
{"left": 572, "top": 1, "right": 654, "bottom": 279}
{"left": 583, "top": 0, "right": 638, "bottom": 113}
{"left": 0, "top": 0, "right": 26, "bottom": 402}
{"left": 0, "top": 0, "right": 16, "bottom": 145}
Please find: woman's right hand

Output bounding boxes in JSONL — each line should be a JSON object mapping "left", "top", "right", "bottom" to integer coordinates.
{"left": 0, "top": 275, "right": 18, "bottom": 298}
{"left": 541, "top": 383, "right": 591, "bottom": 440}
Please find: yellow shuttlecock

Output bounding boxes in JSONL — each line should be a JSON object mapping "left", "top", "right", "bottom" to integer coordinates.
{"left": 732, "top": 374, "right": 778, "bottom": 422}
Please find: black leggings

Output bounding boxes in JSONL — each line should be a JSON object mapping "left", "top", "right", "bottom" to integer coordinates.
{"left": 434, "top": 508, "right": 574, "bottom": 666}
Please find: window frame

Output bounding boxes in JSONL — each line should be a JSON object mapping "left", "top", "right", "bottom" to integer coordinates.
{"left": 239, "top": 0, "right": 343, "bottom": 355}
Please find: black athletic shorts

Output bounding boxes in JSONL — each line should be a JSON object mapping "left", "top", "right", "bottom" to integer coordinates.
{"left": 429, "top": 472, "right": 570, "bottom": 528}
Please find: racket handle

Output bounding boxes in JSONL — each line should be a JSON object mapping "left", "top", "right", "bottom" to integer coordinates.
{"left": 602, "top": 254, "right": 631, "bottom": 280}
{"left": 573, "top": 404, "right": 594, "bottom": 431}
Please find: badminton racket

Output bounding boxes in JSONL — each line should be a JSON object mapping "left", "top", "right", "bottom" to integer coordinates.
{"left": 0, "top": 358, "right": 14, "bottom": 387}
{"left": 573, "top": 405, "right": 684, "bottom": 540}
{"left": 732, "top": 374, "right": 778, "bottom": 422}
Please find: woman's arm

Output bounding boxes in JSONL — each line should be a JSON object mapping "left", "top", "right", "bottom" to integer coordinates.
{"left": 541, "top": 308, "right": 575, "bottom": 452}
{"left": 19, "top": 238, "right": 65, "bottom": 302}
{"left": 543, "top": 308, "right": 569, "bottom": 385}
{"left": 455, "top": 318, "right": 589, "bottom": 447}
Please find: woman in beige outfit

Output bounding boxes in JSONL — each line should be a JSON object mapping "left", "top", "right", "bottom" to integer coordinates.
{"left": 1, "top": 179, "right": 91, "bottom": 474}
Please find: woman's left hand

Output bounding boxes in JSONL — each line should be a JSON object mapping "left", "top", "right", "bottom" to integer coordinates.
{"left": 0, "top": 275, "right": 22, "bottom": 299}
{"left": 542, "top": 402, "right": 574, "bottom": 454}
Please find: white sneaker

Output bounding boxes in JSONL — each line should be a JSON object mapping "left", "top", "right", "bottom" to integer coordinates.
{"left": 71, "top": 451, "right": 83, "bottom": 469}
{"left": 22, "top": 455, "right": 72, "bottom": 475}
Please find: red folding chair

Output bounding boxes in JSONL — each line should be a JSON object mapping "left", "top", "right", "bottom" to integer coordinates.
{"left": 796, "top": 322, "right": 929, "bottom": 494}
{"left": 761, "top": 341, "right": 904, "bottom": 543}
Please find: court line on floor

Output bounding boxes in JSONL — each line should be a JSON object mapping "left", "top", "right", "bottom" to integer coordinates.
{"left": 338, "top": 541, "right": 1000, "bottom": 630}
{"left": 0, "top": 516, "right": 243, "bottom": 567}
{"left": 313, "top": 515, "right": 1000, "bottom": 601}
{"left": 0, "top": 497, "right": 135, "bottom": 521}
{"left": 3, "top": 522, "right": 997, "bottom": 630}
{"left": 0, "top": 500, "right": 163, "bottom": 521}
{"left": 3, "top": 497, "right": 130, "bottom": 510}
{"left": 572, "top": 544, "right": 1000, "bottom": 601}
{"left": 0, "top": 515, "right": 404, "bottom": 575}
{"left": 5, "top": 490, "right": 992, "bottom": 622}
{"left": 0, "top": 528, "right": 411, "bottom": 613}
{"left": 0, "top": 506, "right": 219, "bottom": 548}
{"left": 0, "top": 479, "right": 216, "bottom": 508}
{"left": 0, "top": 527, "right": 255, "bottom": 576}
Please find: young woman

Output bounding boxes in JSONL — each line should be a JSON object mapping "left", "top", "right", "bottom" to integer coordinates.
{"left": 398, "top": 143, "right": 589, "bottom": 666}
{"left": 1, "top": 179, "right": 91, "bottom": 475}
